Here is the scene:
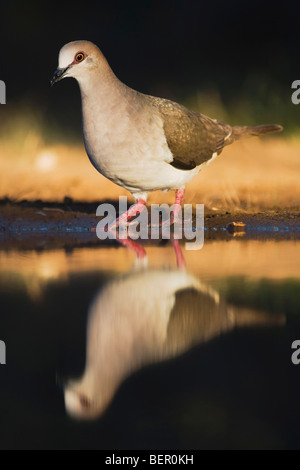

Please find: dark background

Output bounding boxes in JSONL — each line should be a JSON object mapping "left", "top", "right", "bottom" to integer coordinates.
{"left": 1, "top": 0, "right": 299, "bottom": 140}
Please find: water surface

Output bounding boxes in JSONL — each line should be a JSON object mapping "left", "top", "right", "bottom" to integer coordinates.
{"left": 0, "top": 240, "right": 299, "bottom": 449}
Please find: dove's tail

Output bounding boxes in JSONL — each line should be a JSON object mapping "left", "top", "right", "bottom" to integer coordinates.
{"left": 226, "top": 124, "right": 283, "bottom": 145}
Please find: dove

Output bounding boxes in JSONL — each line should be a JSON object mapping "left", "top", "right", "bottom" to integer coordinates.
{"left": 51, "top": 40, "right": 282, "bottom": 226}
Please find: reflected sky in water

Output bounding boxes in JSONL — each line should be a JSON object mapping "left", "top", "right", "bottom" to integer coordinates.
{"left": 0, "top": 240, "right": 299, "bottom": 449}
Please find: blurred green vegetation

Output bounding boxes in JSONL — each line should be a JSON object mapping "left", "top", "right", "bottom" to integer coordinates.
{"left": 214, "top": 277, "right": 300, "bottom": 316}
{"left": 0, "top": 76, "right": 298, "bottom": 150}
{"left": 183, "top": 76, "right": 298, "bottom": 135}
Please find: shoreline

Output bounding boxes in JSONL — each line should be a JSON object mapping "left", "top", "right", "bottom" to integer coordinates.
{"left": 0, "top": 199, "right": 299, "bottom": 251}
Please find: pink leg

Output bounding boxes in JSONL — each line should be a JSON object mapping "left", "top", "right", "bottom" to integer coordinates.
{"left": 171, "top": 188, "right": 185, "bottom": 224}
{"left": 109, "top": 198, "right": 147, "bottom": 229}
{"left": 116, "top": 237, "right": 147, "bottom": 259}
{"left": 151, "top": 188, "right": 185, "bottom": 228}
{"left": 171, "top": 238, "right": 186, "bottom": 269}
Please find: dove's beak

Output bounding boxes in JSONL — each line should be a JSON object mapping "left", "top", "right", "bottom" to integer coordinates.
{"left": 50, "top": 66, "right": 70, "bottom": 87}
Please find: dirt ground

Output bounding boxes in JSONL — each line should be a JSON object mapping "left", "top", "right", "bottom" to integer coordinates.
{"left": 0, "top": 198, "right": 299, "bottom": 251}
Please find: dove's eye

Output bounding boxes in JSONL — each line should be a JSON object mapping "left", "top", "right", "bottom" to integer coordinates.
{"left": 75, "top": 52, "right": 85, "bottom": 63}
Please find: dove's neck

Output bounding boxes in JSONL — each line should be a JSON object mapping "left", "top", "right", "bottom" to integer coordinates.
{"left": 75, "top": 63, "right": 141, "bottom": 164}
{"left": 79, "top": 61, "right": 123, "bottom": 97}
{"left": 78, "top": 64, "right": 134, "bottom": 127}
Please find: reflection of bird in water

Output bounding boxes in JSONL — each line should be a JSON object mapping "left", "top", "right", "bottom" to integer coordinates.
{"left": 64, "top": 268, "right": 284, "bottom": 420}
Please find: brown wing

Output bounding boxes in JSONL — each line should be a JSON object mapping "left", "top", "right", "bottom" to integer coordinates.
{"left": 145, "top": 95, "right": 232, "bottom": 170}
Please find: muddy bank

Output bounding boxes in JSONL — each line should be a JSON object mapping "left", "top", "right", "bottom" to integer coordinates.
{"left": 0, "top": 199, "right": 299, "bottom": 250}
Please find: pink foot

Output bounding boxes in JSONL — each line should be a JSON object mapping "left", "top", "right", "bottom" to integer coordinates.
{"left": 109, "top": 198, "right": 147, "bottom": 230}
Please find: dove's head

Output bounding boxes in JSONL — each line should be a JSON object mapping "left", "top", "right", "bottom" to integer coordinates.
{"left": 51, "top": 40, "right": 109, "bottom": 86}
{"left": 63, "top": 372, "right": 118, "bottom": 421}
{"left": 64, "top": 384, "right": 109, "bottom": 421}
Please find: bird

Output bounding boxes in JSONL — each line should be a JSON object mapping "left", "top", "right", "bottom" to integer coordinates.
{"left": 51, "top": 40, "right": 283, "bottom": 226}
{"left": 63, "top": 267, "right": 284, "bottom": 420}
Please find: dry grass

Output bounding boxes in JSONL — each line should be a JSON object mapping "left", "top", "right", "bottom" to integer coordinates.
{"left": 0, "top": 130, "right": 299, "bottom": 211}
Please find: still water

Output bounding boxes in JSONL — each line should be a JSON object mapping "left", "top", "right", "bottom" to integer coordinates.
{"left": 0, "top": 240, "right": 300, "bottom": 449}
